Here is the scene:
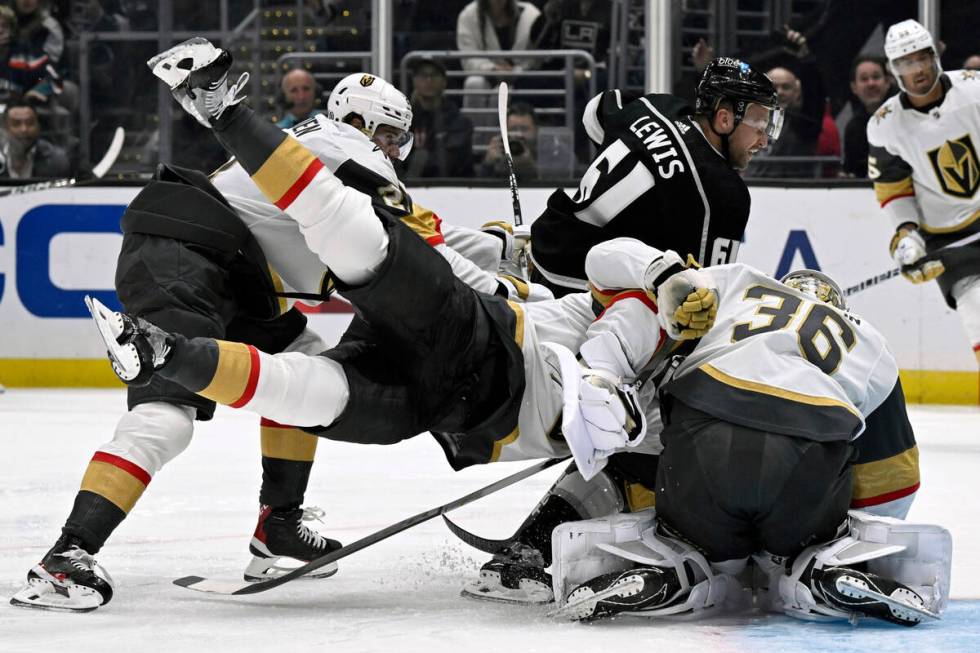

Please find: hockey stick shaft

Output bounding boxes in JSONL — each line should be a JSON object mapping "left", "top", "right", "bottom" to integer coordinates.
{"left": 843, "top": 229, "right": 980, "bottom": 297}
{"left": 498, "top": 82, "right": 524, "bottom": 226}
{"left": 0, "top": 127, "right": 125, "bottom": 198}
{"left": 173, "top": 456, "right": 569, "bottom": 596}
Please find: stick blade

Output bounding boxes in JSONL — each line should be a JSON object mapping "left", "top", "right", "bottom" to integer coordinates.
{"left": 442, "top": 514, "right": 517, "bottom": 555}
{"left": 173, "top": 575, "right": 255, "bottom": 595}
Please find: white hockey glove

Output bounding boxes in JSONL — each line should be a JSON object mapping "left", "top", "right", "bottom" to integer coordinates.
{"left": 643, "top": 251, "right": 718, "bottom": 340}
{"left": 889, "top": 225, "right": 944, "bottom": 284}
{"left": 497, "top": 275, "right": 554, "bottom": 302}
{"left": 545, "top": 342, "right": 646, "bottom": 481}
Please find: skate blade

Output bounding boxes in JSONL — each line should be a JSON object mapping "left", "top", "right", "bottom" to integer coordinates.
{"left": 460, "top": 579, "right": 553, "bottom": 605}
{"left": 836, "top": 577, "right": 940, "bottom": 623}
{"left": 549, "top": 578, "right": 644, "bottom": 620}
{"left": 85, "top": 296, "right": 136, "bottom": 379}
{"left": 9, "top": 581, "right": 102, "bottom": 613}
{"left": 244, "top": 557, "right": 338, "bottom": 582}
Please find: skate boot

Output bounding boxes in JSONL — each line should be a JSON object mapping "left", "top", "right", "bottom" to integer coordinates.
{"left": 10, "top": 534, "right": 114, "bottom": 613}
{"left": 244, "top": 505, "right": 342, "bottom": 581}
{"left": 147, "top": 37, "right": 249, "bottom": 128}
{"left": 812, "top": 566, "right": 934, "bottom": 627}
{"left": 462, "top": 543, "right": 554, "bottom": 605}
{"left": 559, "top": 565, "right": 684, "bottom": 621}
{"left": 85, "top": 296, "right": 173, "bottom": 386}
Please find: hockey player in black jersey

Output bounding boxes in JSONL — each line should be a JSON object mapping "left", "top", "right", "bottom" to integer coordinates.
{"left": 530, "top": 58, "right": 783, "bottom": 296}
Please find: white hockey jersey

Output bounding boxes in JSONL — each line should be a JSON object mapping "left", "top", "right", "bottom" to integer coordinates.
{"left": 867, "top": 70, "right": 980, "bottom": 233}
{"left": 211, "top": 115, "right": 506, "bottom": 305}
{"left": 668, "top": 265, "right": 898, "bottom": 442}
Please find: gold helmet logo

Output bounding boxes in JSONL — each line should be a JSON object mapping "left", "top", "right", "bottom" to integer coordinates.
{"left": 360, "top": 75, "right": 376, "bottom": 87}
{"left": 928, "top": 134, "right": 979, "bottom": 199}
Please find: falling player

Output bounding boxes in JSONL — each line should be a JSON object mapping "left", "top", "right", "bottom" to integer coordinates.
{"left": 10, "top": 64, "right": 545, "bottom": 612}
{"left": 868, "top": 19, "right": 980, "bottom": 365}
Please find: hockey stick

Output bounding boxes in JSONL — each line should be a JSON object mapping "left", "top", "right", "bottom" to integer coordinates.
{"left": 843, "top": 229, "right": 980, "bottom": 297}
{"left": 498, "top": 82, "right": 524, "bottom": 226}
{"left": 442, "top": 513, "right": 517, "bottom": 555}
{"left": 0, "top": 127, "right": 124, "bottom": 198}
{"left": 173, "top": 456, "right": 569, "bottom": 596}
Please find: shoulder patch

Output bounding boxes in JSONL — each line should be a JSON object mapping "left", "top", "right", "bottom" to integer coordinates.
{"left": 874, "top": 104, "right": 893, "bottom": 124}
{"left": 961, "top": 70, "right": 978, "bottom": 81}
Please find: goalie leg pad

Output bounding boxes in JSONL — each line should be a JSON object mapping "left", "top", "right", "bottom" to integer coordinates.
{"left": 772, "top": 510, "right": 951, "bottom": 624}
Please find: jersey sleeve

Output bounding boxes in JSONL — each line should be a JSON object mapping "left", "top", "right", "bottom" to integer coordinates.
{"left": 580, "top": 238, "right": 668, "bottom": 378}
{"left": 581, "top": 89, "right": 641, "bottom": 146}
{"left": 850, "top": 377, "right": 919, "bottom": 518}
{"left": 867, "top": 113, "right": 922, "bottom": 228}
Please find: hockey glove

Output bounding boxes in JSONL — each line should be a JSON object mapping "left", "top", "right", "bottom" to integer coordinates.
{"left": 889, "top": 225, "right": 945, "bottom": 284}
{"left": 643, "top": 251, "right": 718, "bottom": 340}
{"left": 578, "top": 369, "right": 645, "bottom": 451}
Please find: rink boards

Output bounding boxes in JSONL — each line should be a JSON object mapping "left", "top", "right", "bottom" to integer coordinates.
{"left": 0, "top": 184, "right": 976, "bottom": 403}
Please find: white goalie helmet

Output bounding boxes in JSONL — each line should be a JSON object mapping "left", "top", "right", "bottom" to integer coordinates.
{"left": 327, "top": 73, "right": 414, "bottom": 160}
{"left": 883, "top": 19, "right": 942, "bottom": 95}
{"left": 780, "top": 269, "right": 846, "bottom": 311}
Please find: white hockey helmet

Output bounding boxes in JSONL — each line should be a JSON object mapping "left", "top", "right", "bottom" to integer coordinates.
{"left": 780, "top": 269, "right": 846, "bottom": 310}
{"left": 884, "top": 19, "right": 942, "bottom": 95}
{"left": 327, "top": 73, "right": 414, "bottom": 159}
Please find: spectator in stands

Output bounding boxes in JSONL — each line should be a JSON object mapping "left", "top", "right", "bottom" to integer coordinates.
{"left": 276, "top": 68, "right": 323, "bottom": 128}
{"left": 530, "top": 0, "right": 611, "bottom": 79}
{"left": 746, "top": 27, "right": 834, "bottom": 178}
{"left": 8, "top": 0, "right": 64, "bottom": 104}
{"left": 456, "top": 0, "right": 541, "bottom": 111}
{"left": 0, "top": 100, "right": 70, "bottom": 178}
{"left": 841, "top": 55, "right": 893, "bottom": 177}
{"left": 405, "top": 56, "right": 475, "bottom": 178}
{"left": 963, "top": 55, "right": 980, "bottom": 70}
{"left": 478, "top": 100, "right": 537, "bottom": 179}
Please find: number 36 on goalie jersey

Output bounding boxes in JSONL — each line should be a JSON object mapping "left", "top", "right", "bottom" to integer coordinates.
{"left": 666, "top": 264, "right": 900, "bottom": 443}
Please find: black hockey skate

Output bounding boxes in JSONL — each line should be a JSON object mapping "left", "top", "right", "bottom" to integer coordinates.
{"left": 813, "top": 566, "right": 936, "bottom": 627}
{"left": 462, "top": 544, "right": 554, "bottom": 605}
{"left": 245, "top": 505, "right": 342, "bottom": 581}
{"left": 557, "top": 566, "right": 684, "bottom": 621}
{"left": 10, "top": 534, "right": 114, "bottom": 613}
{"left": 86, "top": 296, "right": 174, "bottom": 386}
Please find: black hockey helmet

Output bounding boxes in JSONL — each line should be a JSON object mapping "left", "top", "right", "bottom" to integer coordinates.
{"left": 696, "top": 57, "right": 783, "bottom": 140}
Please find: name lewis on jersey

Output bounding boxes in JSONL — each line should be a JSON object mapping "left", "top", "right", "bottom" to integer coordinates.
{"left": 628, "top": 114, "right": 686, "bottom": 179}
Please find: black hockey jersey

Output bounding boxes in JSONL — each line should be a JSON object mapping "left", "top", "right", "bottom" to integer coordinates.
{"left": 530, "top": 91, "right": 751, "bottom": 291}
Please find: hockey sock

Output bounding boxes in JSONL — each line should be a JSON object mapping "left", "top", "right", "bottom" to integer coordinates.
{"left": 259, "top": 418, "right": 317, "bottom": 508}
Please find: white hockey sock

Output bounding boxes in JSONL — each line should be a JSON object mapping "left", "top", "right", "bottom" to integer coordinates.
{"left": 99, "top": 402, "right": 195, "bottom": 477}
{"left": 242, "top": 350, "right": 350, "bottom": 428}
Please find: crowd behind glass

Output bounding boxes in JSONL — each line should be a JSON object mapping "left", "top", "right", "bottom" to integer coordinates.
{"left": 0, "top": 0, "right": 976, "bottom": 183}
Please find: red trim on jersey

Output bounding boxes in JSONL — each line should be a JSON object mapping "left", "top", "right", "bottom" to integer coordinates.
{"left": 229, "top": 345, "right": 261, "bottom": 408}
{"left": 596, "top": 290, "right": 658, "bottom": 320}
{"left": 425, "top": 211, "right": 445, "bottom": 246}
{"left": 275, "top": 158, "right": 325, "bottom": 210}
{"left": 973, "top": 343, "right": 980, "bottom": 352}
{"left": 880, "top": 192, "right": 916, "bottom": 209}
{"left": 850, "top": 482, "right": 920, "bottom": 508}
{"left": 260, "top": 417, "right": 296, "bottom": 428}
{"left": 91, "top": 451, "right": 151, "bottom": 486}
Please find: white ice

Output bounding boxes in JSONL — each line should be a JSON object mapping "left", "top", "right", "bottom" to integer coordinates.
{"left": 2, "top": 390, "right": 979, "bottom": 652}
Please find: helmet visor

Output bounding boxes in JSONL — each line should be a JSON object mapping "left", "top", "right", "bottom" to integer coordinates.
{"left": 373, "top": 127, "right": 414, "bottom": 161}
{"left": 741, "top": 105, "right": 784, "bottom": 141}
{"left": 891, "top": 49, "right": 935, "bottom": 75}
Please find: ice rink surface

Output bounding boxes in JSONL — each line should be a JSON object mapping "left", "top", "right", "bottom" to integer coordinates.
{"left": 2, "top": 390, "right": 979, "bottom": 652}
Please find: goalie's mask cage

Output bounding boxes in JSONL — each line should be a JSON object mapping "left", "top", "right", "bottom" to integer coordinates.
{"left": 781, "top": 269, "right": 847, "bottom": 311}
{"left": 695, "top": 58, "right": 784, "bottom": 141}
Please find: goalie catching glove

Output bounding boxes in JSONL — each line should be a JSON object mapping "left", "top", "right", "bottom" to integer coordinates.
{"left": 642, "top": 251, "right": 718, "bottom": 339}
{"left": 889, "top": 224, "right": 944, "bottom": 284}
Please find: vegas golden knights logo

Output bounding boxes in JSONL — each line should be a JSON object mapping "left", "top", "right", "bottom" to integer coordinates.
{"left": 360, "top": 74, "right": 376, "bottom": 87}
{"left": 927, "top": 134, "right": 979, "bottom": 199}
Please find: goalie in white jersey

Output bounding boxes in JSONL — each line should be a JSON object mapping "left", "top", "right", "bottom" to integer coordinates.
{"left": 867, "top": 19, "right": 980, "bottom": 365}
